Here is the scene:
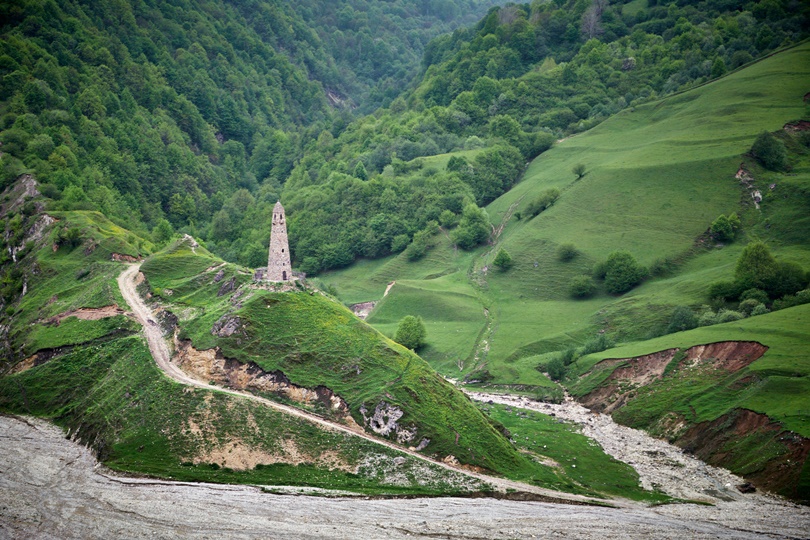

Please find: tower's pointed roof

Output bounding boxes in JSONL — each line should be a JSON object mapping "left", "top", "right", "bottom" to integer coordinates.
{"left": 274, "top": 200, "right": 284, "bottom": 211}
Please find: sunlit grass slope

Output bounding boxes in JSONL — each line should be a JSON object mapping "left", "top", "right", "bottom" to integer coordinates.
{"left": 325, "top": 43, "right": 810, "bottom": 388}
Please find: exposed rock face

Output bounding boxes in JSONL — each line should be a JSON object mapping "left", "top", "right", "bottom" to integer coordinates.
{"left": 580, "top": 342, "right": 768, "bottom": 413}
{"left": 677, "top": 408, "right": 810, "bottom": 500}
{"left": 173, "top": 339, "right": 359, "bottom": 428}
{"left": 211, "top": 314, "right": 243, "bottom": 337}
{"left": 350, "top": 301, "right": 376, "bottom": 320}
{"left": 217, "top": 276, "right": 236, "bottom": 297}
{"left": 110, "top": 253, "right": 140, "bottom": 262}
{"left": 577, "top": 341, "right": 810, "bottom": 501}
{"left": 360, "top": 401, "right": 419, "bottom": 445}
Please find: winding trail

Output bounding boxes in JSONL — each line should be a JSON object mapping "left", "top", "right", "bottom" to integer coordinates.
{"left": 116, "top": 264, "right": 596, "bottom": 505}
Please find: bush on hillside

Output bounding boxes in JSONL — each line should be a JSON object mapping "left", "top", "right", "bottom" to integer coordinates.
{"left": 716, "top": 309, "right": 744, "bottom": 323}
{"left": 545, "top": 356, "right": 566, "bottom": 381}
{"left": 581, "top": 334, "right": 613, "bottom": 354}
{"left": 525, "top": 188, "right": 560, "bottom": 218}
{"left": 602, "top": 251, "right": 647, "bottom": 294}
{"left": 569, "top": 275, "right": 596, "bottom": 298}
{"left": 558, "top": 347, "right": 579, "bottom": 366}
{"left": 738, "top": 298, "right": 764, "bottom": 316}
{"left": 557, "top": 243, "right": 578, "bottom": 262}
{"left": 733, "top": 242, "right": 808, "bottom": 300}
{"left": 492, "top": 249, "right": 513, "bottom": 271}
{"left": 750, "top": 303, "right": 770, "bottom": 316}
{"left": 666, "top": 306, "right": 698, "bottom": 334}
{"left": 394, "top": 315, "right": 427, "bottom": 350}
{"left": 572, "top": 163, "right": 586, "bottom": 179}
{"left": 751, "top": 131, "right": 789, "bottom": 171}
{"left": 772, "top": 289, "right": 810, "bottom": 311}
{"left": 451, "top": 204, "right": 490, "bottom": 250}
{"left": 710, "top": 212, "right": 741, "bottom": 242}
{"left": 698, "top": 310, "right": 718, "bottom": 327}
{"left": 740, "top": 288, "right": 769, "bottom": 305}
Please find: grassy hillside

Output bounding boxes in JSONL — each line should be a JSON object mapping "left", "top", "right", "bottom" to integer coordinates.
{"left": 128, "top": 237, "right": 670, "bottom": 500}
{"left": 140, "top": 240, "right": 553, "bottom": 481}
{"left": 325, "top": 42, "right": 810, "bottom": 390}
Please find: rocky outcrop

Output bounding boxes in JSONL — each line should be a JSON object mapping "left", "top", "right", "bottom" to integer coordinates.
{"left": 359, "top": 401, "right": 421, "bottom": 446}
{"left": 111, "top": 253, "right": 140, "bottom": 262}
{"left": 211, "top": 314, "right": 244, "bottom": 337}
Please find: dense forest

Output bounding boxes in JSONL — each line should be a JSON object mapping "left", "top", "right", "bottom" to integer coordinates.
{"left": 0, "top": 0, "right": 808, "bottom": 274}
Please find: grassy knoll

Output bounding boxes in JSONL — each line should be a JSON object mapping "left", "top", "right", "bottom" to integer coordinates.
{"left": 6, "top": 211, "right": 149, "bottom": 360}
{"left": 136, "top": 239, "right": 671, "bottom": 499}
{"left": 144, "top": 241, "right": 524, "bottom": 472}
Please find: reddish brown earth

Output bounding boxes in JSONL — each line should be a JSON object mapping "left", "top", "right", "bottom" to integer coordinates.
{"left": 678, "top": 409, "right": 810, "bottom": 500}
{"left": 578, "top": 341, "right": 810, "bottom": 501}
{"left": 581, "top": 341, "right": 769, "bottom": 413}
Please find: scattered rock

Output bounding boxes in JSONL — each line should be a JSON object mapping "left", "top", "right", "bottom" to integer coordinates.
{"left": 217, "top": 276, "right": 236, "bottom": 297}
{"left": 111, "top": 253, "right": 141, "bottom": 262}
{"left": 737, "top": 482, "right": 756, "bottom": 494}
{"left": 213, "top": 269, "right": 225, "bottom": 283}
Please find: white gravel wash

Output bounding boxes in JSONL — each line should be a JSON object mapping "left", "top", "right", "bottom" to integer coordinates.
{"left": 2, "top": 415, "right": 809, "bottom": 539}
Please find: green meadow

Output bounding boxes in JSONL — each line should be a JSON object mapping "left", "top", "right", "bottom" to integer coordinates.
{"left": 325, "top": 42, "right": 810, "bottom": 389}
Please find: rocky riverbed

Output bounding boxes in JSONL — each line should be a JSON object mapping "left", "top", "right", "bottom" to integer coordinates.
{"left": 2, "top": 415, "right": 809, "bottom": 539}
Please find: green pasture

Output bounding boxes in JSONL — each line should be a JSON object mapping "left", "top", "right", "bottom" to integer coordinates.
{"left": 325, "top": 43, "right": 810, "bottom": 388}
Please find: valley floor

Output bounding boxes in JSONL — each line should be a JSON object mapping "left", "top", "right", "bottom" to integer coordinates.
{"left": 2, "top": 415, "right": 808, "bottom": 540}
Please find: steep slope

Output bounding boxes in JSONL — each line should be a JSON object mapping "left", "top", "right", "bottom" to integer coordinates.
{"left": 137, "top": 238, "right": 549, "bottom": 477}
{"left": 568, "top": 306, "right": 810, "bottom": 502}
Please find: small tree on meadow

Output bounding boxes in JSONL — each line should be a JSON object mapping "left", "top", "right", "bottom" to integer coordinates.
{"left": 557, "top": 243, "right": 578, "bottom": 262}
{"left": 603, "top": 251, "right": 647, "bottom": 294}
{"left": 710, "top": 213, "right": 741, "bottom": 242}
{"left": 751, "top": 131, "right": 788, "bottom": 171}
{"left": 569, "top": 275, "right": 596, "bottom": 298}
{"left": 572, "top": 163, "right": 586, "bottom": 179}
{"left": 492, "top": 248, "right": 513, "bottom": 271}
{"left": 394, "top": 315, "right": 427, "bottom": 350}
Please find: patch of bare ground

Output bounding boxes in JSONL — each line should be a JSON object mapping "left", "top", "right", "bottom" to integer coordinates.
{"left": 173, "top": 337, "right": 362, "bottom": 430}
{"left": 580, "top": 342, "right": 769, "bottom": 413}
{"left": 678, "top": 408, "right": 810, "bottom": 500}
{"left": 194, "top": 438, "right": 357, "bottom": 473}
{"left": 40, "top": 305, "right": 127, "bottom": 326}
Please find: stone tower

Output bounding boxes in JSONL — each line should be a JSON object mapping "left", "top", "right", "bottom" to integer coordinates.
{"left": 266, "top": 201, "right": 292, "bottom": 281}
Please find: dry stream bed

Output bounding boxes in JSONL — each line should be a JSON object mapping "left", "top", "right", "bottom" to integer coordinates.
{"left": 3, "top": 413, "right": 808, "bottom": 539}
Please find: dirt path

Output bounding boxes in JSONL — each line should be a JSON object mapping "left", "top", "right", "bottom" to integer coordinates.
{"left": 116, "top": 264, "right": 596, "bottom": 504}
{"left": 466, "top": 391, "right": 802, "bottom": 507}
{"left": 5, "top": 415, "right": 809, "bottom": 540}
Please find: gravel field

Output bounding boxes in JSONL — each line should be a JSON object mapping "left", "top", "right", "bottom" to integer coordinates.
{"left": 2, "top": 415, "right": 808, "bottom": 540}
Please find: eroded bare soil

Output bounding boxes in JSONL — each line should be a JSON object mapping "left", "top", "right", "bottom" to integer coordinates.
{"left": 3, "top": 415, "right": 809, "bottom": 540}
